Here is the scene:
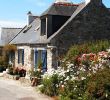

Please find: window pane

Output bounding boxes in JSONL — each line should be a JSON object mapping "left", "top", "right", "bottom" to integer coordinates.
{"left": 41, "top": 18, "right": 46, "bottom": 35}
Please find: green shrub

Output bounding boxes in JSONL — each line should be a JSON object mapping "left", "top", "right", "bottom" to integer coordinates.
{"left": 84, "top": 68, "right": 110, "bottom": 100}
{"left": 66, "top": 40, "right": 110, "bottom": 61}
{"left": 59, "top": 67, "right": 110, "bottom": 100}
{"left": 59, "top": 79, "right": 89, "bottom": 100}
{"left": 0, "top": 56, "right": 8, "bottom": 72}
{"left": 8, "top": 65, "right": 14, "bottom": 75}
{"left": 30, "top": 69, "right": 42, "bottom": 78}
{"left": 39, "top": 73, "right": 59, "bottom": 96}
{"left": 0, "top": 65, "right": 6, "bottom": 72}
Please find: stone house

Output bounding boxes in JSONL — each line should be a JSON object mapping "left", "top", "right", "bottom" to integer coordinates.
{"left": 9, "top": 0, "right": 77, "bottom": 71}
{"left": 10, "top": 0, "right": 110, "bottom": 71}
{"left": 0, "top": 28, "right": 22, "bottom": 57}
{"left": 10, "top": 13, "right": 48, "bottom": 71}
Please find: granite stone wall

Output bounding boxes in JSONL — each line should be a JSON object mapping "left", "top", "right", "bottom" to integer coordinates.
{"left": 47, "top": 46, "right": 58, "bottom": 69}
{"left": 15, "top": 46, "right": 32, "bottom": 71}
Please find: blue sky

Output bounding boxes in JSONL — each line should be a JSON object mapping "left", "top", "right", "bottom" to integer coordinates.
{"left": 0, "top": 0, "right": 110, "bottom": 28}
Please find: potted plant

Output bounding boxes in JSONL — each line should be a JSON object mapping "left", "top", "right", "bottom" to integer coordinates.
{"left": 30, "top": 68, "right": 42, "bottom": 86}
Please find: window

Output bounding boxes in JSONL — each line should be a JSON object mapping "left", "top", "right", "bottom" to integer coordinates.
{"left": 18, "top": 49, "right": 24, "bottom": 65}
{"left": 9, "top": 52, "right": 15, "bottom": 63}
{"left": 34, "top": 25, "right": 40, "bottom": 32}
{"left": 41, "top": 18, "right": 46, "bottom": 35}
{"left": 34, "top": 50, "right": 47, "bottom": 72}
{"left": 23, "top": 25, "right": 32, "bottom": 33}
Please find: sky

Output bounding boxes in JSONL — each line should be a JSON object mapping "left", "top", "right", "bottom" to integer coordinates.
{"left": 0, "top": 0, "right": 110, "bottom": 28}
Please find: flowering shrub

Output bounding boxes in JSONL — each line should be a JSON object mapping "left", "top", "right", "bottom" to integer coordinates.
{"left": 84, "top": 68, "right": 110, "bottom": 100}
{"left": 66, "top": 40, "right": 110, "bottom": 64}
{"left": 8, "top": 66, "right": 26, "bottom": 77}
{"left": 39, "top": 49, "right": 110, "bottom": 99}
{"left": 39, "top": 69, "right": 59, "bottom": 96}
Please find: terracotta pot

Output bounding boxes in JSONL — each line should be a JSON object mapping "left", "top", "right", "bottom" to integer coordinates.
{"left": 31, "top": 77, "right": 38, "bottom": 86}
{"left": 15, "top": 75, "right": 20, "bottom": 80}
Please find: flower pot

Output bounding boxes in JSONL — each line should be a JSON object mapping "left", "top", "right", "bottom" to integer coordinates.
{"left": 31, "top": 77, "right": 38, "bottom": 86}
{"left": 15, "top": 75, "right": 20, "bottom": 80}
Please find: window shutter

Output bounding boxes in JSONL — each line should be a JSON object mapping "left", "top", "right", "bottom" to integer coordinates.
{"left": 18, "top": 50, "right": 20, "bottom": 64}
{"left": 42, "top": 50, "right": 47, "bottom": 72}
{"left": 22, "top": 49, "right": 24, "bottom": 65}
{"left": 34, "top": 50, "right": 38, "bottom": 69}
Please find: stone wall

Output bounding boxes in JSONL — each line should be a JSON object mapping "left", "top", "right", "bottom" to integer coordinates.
{"left": 47, "top": 46, "right": 58, "bottom": 69}
{"left": 15, "top": 45, "right": 55, "bottom": 71}
{"left": 51, "top": 1, "right": 110, "bottom": 56}
{"left": 15, "top": 46, "right": 32, "bottom": 71}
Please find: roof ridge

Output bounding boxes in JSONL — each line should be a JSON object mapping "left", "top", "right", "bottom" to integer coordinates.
{"left": 54, "top": 3, "right": 80, "bottom": 6}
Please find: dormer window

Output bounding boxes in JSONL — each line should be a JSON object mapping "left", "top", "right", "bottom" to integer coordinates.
{"left": 23, "top": 25, "right": 32, "bottom": 33}
{"left": 41, "top": 18, "right": 46, "bottom": 35}
{"left": 34, "top": 25, "right": 40, "bottom": 32}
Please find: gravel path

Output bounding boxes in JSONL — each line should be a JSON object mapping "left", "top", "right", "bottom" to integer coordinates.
{"left": 0, "top": 77, "right": 53, "bottom": 100}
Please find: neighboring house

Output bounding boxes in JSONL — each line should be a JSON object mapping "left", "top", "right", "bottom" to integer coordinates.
{"left": 10, "top": 0, "right": 110, "bottom": 72}
{"left": 0, "top": 28, "right": 22, "bottom": 57}
{"left": 1, "top": 27, "right": 22, "bottom": 45}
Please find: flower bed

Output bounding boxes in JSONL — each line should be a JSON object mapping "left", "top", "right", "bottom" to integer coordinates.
{"left": 38, "top": 50, "right": 110, "bottom": 100}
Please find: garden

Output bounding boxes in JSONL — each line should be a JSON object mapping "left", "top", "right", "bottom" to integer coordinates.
{"left": 37, "top": 40, "right": 110, "bottom": 100}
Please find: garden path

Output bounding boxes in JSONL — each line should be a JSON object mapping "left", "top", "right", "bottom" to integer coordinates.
{"left": 0, "top": 77, "right": 53, "bottom": 100}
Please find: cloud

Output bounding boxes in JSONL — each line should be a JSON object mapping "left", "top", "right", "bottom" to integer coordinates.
{"left": 0, "top": 20, "right": 25, "bottom": 28}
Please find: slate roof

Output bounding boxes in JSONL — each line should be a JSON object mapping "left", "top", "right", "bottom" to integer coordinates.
{"left": 41, "top": 3, "right": 79, "bottom": 16}
{"left": 10, "top": 17, "right": 47, "bottom": 45}
{"left": 1, "top": 28, "right": 22, "bottom": 45}
{"left": 47, "top": 2, "right": 87, "bottom": 42}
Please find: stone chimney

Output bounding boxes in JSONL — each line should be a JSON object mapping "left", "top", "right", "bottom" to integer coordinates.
{"left": 85, "top": 0, "right": 90, "bottom": 4}
{"left": 27, "top": 11, "right": 34, "bottom": 25}
{"left": 85, "top": 0, "right": 102, "bottom": 5}
{"left": 55, "top": 0, "right": 71, "bottom": 3}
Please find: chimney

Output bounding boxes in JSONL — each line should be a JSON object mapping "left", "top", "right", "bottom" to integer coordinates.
{"left": 85, "top": 0, "right": 102, "bottom": 5}
{"left": 55, "top": 0, "right": 70, "bottom": 3}
{"left": 27, "top": 11, "right": 34, "bottom": 25}
{"left": 85, "top": 0, "right": 91, "bottom": 4}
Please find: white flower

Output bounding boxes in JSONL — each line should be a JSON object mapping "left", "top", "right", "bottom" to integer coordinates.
{"left": 56, "top": 84, "right": 58, "bottom": 87}
{"left": 37, "top": 84, "right": 44, "bottom": 88}
{"left": 65, "top": 76, "right": 69, "bottom": 81}
{"left": 61, "top": 85, "right": 64, "bottom": 88}
{"left": 81, "top": 77, "right": 86, "bottom": 80}
{"left": 60, "top": 81, "right": 63, "bottom": 84}
{"left": 107, "top": 49, "right": 110, "bottom": 52}
{"left": 71, "top": 76, "right": 76, "bottom": 80}
{"left": 37, "top": 68, "right": 41, "bottom": 72}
